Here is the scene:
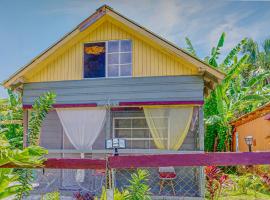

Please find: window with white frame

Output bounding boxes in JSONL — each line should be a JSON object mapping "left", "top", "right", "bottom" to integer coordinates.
{"left": 113, "top": 116, "right": 168, "bottom": 149}
{"left": 107, "top": 40, "right": 132, "bottom": 77}
{"left": 83, "top": 40, "right": 132, "bottom": 78}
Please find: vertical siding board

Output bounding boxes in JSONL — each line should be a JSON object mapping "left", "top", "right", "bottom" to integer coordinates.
{"left": 67, "top": 49, "right": 71, "bottom": 80}
{"left": 133, "top": 39, "right": 136, "bottom": 76}
{"left": 75, "top": 44, "right": 78, "bottom": 78}
{"left": 51, "top": 62, "right": 55, "bottom": 81}
{"left": 137, "top": 40, "right": 142, "bottom": 76}
{"left": 55, "top": 57, "right": 58, "bottom": 80}
{"left": 146, "top": 45, "right": 150, "bottom": 76}
{"left": 70, "top": 48, "right": 74, "bottom": 79}
{"left": 72, "top": 47, "right": 75, "bottom": 78}
{"left": 150, "top": 47, "right": 154, "bottom": 76}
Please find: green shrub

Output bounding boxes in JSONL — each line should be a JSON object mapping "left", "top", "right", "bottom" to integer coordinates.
{"left": 230, "top": 173, "right": 267, "bottom": 197}
{"left": 100, "top": 169, "right": 151, "bottom": 200}
{"left": 100, "top": 187, "right": 127, "bottom": 200}
{"left": 42, "top": 191, "right": 60, "bottom": 200}
{"left": 125, "top": 169, "right": 151, "bottom": 200}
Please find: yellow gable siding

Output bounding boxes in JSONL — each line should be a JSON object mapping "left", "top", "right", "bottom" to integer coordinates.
{"left": 28, "top": 20, "right": 198, "bottom": 82}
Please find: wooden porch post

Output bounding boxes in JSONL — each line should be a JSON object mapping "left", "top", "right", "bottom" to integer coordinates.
{"left": 198, "top": 106, "right": 204, "bottom": 151}
{"left": 23, "top": 109, "right": 28, "bottom": 148}
{"left": 198, "top": 106, "right": 205, "bottom": 198}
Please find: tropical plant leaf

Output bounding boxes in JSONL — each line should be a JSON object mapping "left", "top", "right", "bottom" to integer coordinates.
{"left": 222, "top": 38, "right": 247, "bottom": 67}
{"left": 184, "top": 37, "right": 197, "bottom": 57}
{"left": 247, "top": 71, "right": 270, "bottom": 87}
{"left": 205, "top": 115, "right": 223, "bottom": 125}
{"left": 241, "top": 94, "right": 268, "bottom": 102}
{"left": 208, "top": 32, "right": 226, "bottom": 67}
{"left": 224, "top": 54, "right": 249, "bottom": 84}
{"left": 28, "top": 92, "right": 56, "bottom": 145}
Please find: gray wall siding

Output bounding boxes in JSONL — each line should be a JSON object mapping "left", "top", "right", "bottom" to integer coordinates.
{"left": 40, "top": 111, "right": 106, "bottom": 151}
{"left": 40, "top": 111, "right": 63, "bottom": 149}
{"left": 23, "top": 76, "right": 204, "bottom": 106}
{"left": 40, "top": 110, "right": 198, "bottom": 152}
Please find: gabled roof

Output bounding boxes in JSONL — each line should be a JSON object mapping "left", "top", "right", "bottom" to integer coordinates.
{"left": 230, "top": 102, "right": 270, "bottom": 127}
{"left": 3, "top": 5, "right": 225, "bottom": 90}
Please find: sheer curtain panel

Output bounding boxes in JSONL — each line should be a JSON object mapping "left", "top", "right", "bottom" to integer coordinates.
{"left": 56, "top": 108, "right": 107, "bottom": 151}
{"left": 144, "top": 106, "right": 193, "bottom": 150}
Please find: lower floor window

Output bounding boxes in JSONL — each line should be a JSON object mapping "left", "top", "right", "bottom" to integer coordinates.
{"left": 113, "top": 116, "right": 168, "bottom": 149}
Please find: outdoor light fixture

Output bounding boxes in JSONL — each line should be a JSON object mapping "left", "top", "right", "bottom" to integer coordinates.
{"left": 105, "top": 138, "right": 126, "bottom": 156}
{"left": 244, "top": 135, "right": 253, "bottom": 152}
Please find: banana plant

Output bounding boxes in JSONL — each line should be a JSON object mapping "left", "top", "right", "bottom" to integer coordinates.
{"left": 184, "top": 33, "right": 270, "bottom": 151}
{"left": 242, "top": 38, "right": 270, "bottom": 80}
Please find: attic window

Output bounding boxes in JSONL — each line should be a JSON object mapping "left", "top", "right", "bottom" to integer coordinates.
{"left": 83, "top": 40, "right": 132, "bottom": 78}
{"left": 84, "top": 42, "right": 106, "bottom": 78}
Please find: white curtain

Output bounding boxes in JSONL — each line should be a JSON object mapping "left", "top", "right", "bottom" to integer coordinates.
{"left": 56, "top": 107, "right": 106, "bottom": 182}
{"left": 144, "top": 106, "right": 193, "bottom": 150}
{"left": 56, "top": 108, "right": 106, "bottom": 151}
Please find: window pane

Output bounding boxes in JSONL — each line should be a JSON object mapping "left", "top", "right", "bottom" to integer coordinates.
{"left": 120, "top": 40, "right": 131, "bottom": 52}
{"left": 108, "top": 65, "right": 119, "bottom": 77}
{"left": 83, "top": 42, "right": 105, "bottom": 78}
{"left": 132, "top": 129, "right": 150, "bottom": 138}
{"left": 120, "top": 52, "right": 132, "bottom": 64}
{"left": 132, "top": 140, "right": 149, "bottom": 149}
{"left": 114, "top": 119, "right": 131, "bottom": 128}
{"left": 132, "top": 118, "right": 148, "bottom": 128}
{"left": 108, "top": 53, "right": 119, "bottom": 64}
{"left": 126, "top": 140, "right": 132, "bottom": 148}
{"left": 115, "top": 129, "right": 131, "bottom": 138}
{"left": 120, "top": 64, "right": 132, "bottom": 76}
{"left": 108, "top": 41, "right": 119, "bottom": 53}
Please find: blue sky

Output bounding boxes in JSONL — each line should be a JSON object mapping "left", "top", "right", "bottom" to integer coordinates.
{"left": 0, "top": 0, "right": 270, "bottom": 98}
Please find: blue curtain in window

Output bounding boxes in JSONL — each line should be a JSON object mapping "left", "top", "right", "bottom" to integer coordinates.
{"left": 84, "top": 42, "right": 106, "bottom": 78}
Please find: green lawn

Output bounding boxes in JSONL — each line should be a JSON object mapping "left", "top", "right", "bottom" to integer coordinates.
{"left": 217, "top": 189, "right": 270, "bottom": 200}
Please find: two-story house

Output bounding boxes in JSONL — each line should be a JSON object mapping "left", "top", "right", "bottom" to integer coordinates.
{"left": 3, "top": 5, "right": 224, "bottom": 199}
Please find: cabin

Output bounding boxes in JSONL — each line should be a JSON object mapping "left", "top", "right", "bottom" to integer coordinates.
{"left": 3, "top": 5, "right": 224, "bottom": 199}
{"left": 231, "top": 102, "right": 270, "bottom": 152}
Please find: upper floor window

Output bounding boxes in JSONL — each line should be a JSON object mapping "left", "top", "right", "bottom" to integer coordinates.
{"left": 83, "top": 40, "right": 132, "bottom": 78}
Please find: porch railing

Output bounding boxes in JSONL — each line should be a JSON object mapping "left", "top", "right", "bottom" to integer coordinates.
{"left": 2, "top": 152, "right": 270, "bottom": 199}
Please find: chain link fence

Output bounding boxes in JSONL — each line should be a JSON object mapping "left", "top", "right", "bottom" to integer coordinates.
{"left": 25, "top": 168, "right": 106, "bottom": 199}
{"left": 23, "top": 164, "right": 270, "bottom": 199}
{"left": 114, "top": 167, "right": 204, "bottom": 198}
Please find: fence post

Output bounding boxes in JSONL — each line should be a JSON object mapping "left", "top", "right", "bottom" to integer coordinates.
{"left": 106, "top": 156, "right": 114, "bottom": 200}
{"left": 23, "top": 109, "right": 28, "bottom": 148}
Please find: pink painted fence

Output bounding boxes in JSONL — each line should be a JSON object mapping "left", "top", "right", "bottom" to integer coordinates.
{"left": 1, "top": 152, "right": 270, "bottom": 169}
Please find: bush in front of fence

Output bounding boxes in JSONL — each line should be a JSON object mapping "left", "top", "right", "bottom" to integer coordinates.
{"left": 100, "top": 169, "right": 151, "bottom": 200}
{"left": 205, "top": 166, "right": 232, "bottom": 200}
{"left": 206, "top": 165, "right": 270, "bottom": 199}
